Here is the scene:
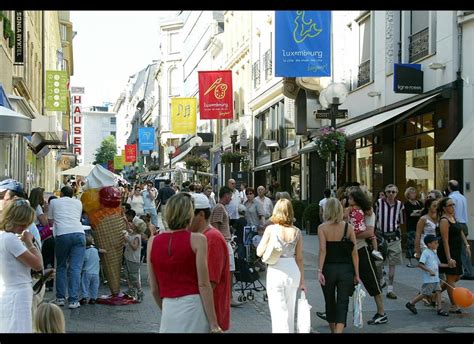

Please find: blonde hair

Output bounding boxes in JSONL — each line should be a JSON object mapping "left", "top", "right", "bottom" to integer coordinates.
{"left": 164, "top": 193, "right": 194, "bottom": 230}
{"left": 34, "top": 303, "right": 66, "bottom": 333}
{"left": 404, "top": 187, "right": 417, "bottom": 199}
{"left": 0, "top": 200, "right": 35, "bottom": 232}
{"left": 270, "top": 199, "right": 294, "bottom": 226}
{"left": 323, "top": 198, "right": 343, "bottom": 223}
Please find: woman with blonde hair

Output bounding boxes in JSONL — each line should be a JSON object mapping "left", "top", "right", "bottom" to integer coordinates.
{"left": 0, "top": 200, "right": 43, "bottom": 333}
{"left": 33, "top": 303, "right": 65, "bottom": 333}
{"left": 318, "top": 198, "right": 360, "bottom": 333}
{"left": 147, "top": 193, "right": 221, "bottom": 333}
{"left": 257, "top": 198, "right": 305, "bottom": 333}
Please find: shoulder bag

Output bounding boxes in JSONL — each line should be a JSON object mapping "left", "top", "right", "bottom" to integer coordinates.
{"left": 261, "top": 225, "right": 283, "bottom": 265}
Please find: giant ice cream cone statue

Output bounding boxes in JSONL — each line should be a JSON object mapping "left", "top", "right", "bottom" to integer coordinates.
{"left": 81, "top": 165, "right": 127, "bottom": 298}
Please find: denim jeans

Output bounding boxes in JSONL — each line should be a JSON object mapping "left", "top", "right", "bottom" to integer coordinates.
{"left": 81, "top": 273, "right": 100, "bottom": 300}
{"left": 144, "top": 207, "right": 158, "bottom": 227}
{"left": 55, "top": 232, "right": 86, "bottom": 303}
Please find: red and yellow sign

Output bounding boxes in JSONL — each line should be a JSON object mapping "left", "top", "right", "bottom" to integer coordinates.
{"left": 198, "top": 70, "right": 233, "bottom": 120}
{"left": 171, "top": 98, "right": 197, "bottom": 134}
{"left": 124, "top": 144, "right": 137, "bottom": 163}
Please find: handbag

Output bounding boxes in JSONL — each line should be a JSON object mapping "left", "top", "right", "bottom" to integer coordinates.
{"left": 297, "top": 291, "right": 312, "bottom": 333}
{"left": 38, "top": 224, "right": 53, "bottom": 241}
{"left": 352, "top": 284, "right": 366, "bottom": 328}
{"left": 261, "top": 226, "right": 282, "bottom": 265}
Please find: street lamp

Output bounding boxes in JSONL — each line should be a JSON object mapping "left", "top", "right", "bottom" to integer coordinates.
{"left": 319, "top": 82, "right": 348, "bottom": 196}
{"left": 166, "top": 146, "right": 176, "bottom": 179}
{"left": 151, "top": 151, "right": 158, "bottom": 166}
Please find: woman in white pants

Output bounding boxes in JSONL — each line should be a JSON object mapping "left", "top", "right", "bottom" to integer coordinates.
{"left": 257, "top": 199, "right": 305, "bottom": 333}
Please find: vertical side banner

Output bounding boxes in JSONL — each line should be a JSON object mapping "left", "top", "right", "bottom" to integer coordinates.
{"left": 171, "top": 98, "right": 197, "bottom": 134}
{"left": 14, "top": 11, "right": 24, "bottom": 64}
{"left": 122, "top": 149, "right": 131, "bottom": 166}
{"left": 198, "top": 70, "right": 233, "bottom": 120}
{"left": 125, "top": 144, "right": 137, "bottom": 162}
{"left": 138, "top": 127, "right": 155, "bottom": 151}
{"left": 46, "top": 70, "right": 69, "bottom": 111}
{"left": 275, "top": 11, "right": 331, "bottom": 77}
{"left": 114, "top": 156, "right": 124, "bottom": 170}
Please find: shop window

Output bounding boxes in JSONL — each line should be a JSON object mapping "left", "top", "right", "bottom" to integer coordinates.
{"left": 356, "top": 146, "right": 373, "bottom": 196}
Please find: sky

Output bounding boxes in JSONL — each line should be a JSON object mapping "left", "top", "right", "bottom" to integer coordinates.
{"left": 70, "top": 11, "right": 177, "bottom": 107}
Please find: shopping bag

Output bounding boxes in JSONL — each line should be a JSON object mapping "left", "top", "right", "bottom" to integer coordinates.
{"left": 352, "top": 284, "right": 366, "bottom": 328}
{"left": 297, "top": 291, "right": 312, "bottom": 333}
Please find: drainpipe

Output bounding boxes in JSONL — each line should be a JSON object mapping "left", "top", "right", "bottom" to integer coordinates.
{"left": 456, "top": 18, "right": 464, "bottom": 189}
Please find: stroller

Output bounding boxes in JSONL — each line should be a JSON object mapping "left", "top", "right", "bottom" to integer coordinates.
{"left": 232, "top": 226, "right": 267, "bottom": 302}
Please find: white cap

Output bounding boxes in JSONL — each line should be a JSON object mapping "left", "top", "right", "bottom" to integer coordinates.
{"left": 192, "top": 193, "right": 210, "bottom": 210}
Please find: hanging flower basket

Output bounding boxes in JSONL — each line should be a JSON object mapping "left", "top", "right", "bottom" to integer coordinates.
{"left": 221, "top": 151, "right": 247, "bottom": 164}
{"left": 314, "top": 127, "right": 347, "bottom": 167}
{"left": 184, "top": 156, "right": 208, "bottom": 170}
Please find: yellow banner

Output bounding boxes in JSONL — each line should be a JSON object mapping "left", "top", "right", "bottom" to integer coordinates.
{"left": 114, "top": 156, "right": 124, "bottom": 170}
{"left": 171, "top": 98, "right": 197, "bottom": 134}
{"left": 122, "top": 149, "right": 131, "bottom": 166}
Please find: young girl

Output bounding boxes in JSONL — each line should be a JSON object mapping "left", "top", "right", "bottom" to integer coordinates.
{"left": 34, "top": 303, "right": 65, "bottom": 333}
{"left": 80, "top": 235, "right": 105, "bottom": 305}
{"left": 140, "top": 214, "right": 158, "bottom": 263}
{"left": 124, "top": 222, "right": 143, "bottom": 302}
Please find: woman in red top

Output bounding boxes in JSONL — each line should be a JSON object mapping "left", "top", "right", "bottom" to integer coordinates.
{"left": 147, "top": 193, "right": 221, "bottom": 333}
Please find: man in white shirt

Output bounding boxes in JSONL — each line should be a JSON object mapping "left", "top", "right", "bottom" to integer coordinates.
{"left": 255, "top": 185, "right": 274, "bottom": 222}
{"left": 48, "top": 186, "right": 85, "bottom": 309}
{"left": 239, "top": 182, "right": 248, "bottom": 204}
{"left": 318, "top": 189, "right": 331, "bottom": 222}
{"left": 224, "top": 179, "right": 241, "bottom": 226}
{"left": 142, "top": 181, "right": 158, "bottom": 227}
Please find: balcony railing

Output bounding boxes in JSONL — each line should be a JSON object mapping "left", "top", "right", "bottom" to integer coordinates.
{"left": 409, "top": 27, "right": 429, "bottom": 62}
{"left": 357, "top": 59, "right": 370, "bottom": 87}
{"left": 252, "top": 60, "right": 260, "bottom": 88}
{"left": 263, "top": 49, "right": 272, "bottom": 80}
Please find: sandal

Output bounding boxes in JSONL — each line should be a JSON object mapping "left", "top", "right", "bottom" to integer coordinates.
{"left": 437, "top": 310, "right": 449, "bottom": 316}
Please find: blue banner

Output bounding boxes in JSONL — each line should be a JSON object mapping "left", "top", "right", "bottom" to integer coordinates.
{"left": 138, "top": 127, "right": 155, "bottom": 151}
{"left": 275, "top": 11, "right": 331, "bottom": 77}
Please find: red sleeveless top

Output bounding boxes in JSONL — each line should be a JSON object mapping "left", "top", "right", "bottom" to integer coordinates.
{"left": 150, "top": 230, "right": 200, "bottom": 298}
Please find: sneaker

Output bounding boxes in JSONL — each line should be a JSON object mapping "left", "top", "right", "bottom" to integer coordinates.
{"left": 405, "top": 302, "right": 418, "bottom": 314}
{"left": 316, "top": 311, "right": 327, "bottom": 321}
{"left": 79, "top": 298, "right": 88, "bottom": 305}
{"left": 437, "top": 309, "right": 449, "bottom": 316}
{"left": 137, "top": 290, "right": 144, "bottom": 303}
{"left": 386, "top": 291, "right": 398, "bottom": 299}
{"left": 89, "top": 299, "right": 97, "bottom": 305}
{"left": 68, "top": 301, "right": 80, "bottom": 309}
{"left": 371, "top": 250, "right": 384, "bottom": 261}
{"left": 53, "top": 298, "right": 66, "bottom": 307}
{"left": 367, "top": 313, "right": 388, "bottom": 325}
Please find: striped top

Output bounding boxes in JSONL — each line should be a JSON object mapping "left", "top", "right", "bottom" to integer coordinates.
{"left": 376, "top": 198, "right": 404, "bottom": 233}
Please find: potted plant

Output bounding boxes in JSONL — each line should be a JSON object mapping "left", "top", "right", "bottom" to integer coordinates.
{"left": 303, "top": 203, "right": 320, "bottom": 235}
{"left": 221, "top": 151, "right": 247, "bottom": 164}
{"left": 291, "top": 199, "right": 306, "bottom": 229}
{"left": 314, "top": 127, "right": 347, "bottom": 168}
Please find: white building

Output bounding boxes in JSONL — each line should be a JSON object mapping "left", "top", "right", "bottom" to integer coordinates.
{"left": 82, "top": 107, "right": 116, "bottom": 165}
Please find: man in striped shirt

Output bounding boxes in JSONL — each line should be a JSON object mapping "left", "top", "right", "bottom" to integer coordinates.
{"left": 376, "top": 184, "right": 405, "bottom": 299}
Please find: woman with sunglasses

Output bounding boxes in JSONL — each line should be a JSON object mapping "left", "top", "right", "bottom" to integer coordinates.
{"left": 0, "top": 200, "right": 43, "bottom": 333}
{"left": 436, "top": 197, "right": 471, "bottom": 313}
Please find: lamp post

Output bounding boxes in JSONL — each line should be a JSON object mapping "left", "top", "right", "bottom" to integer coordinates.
{"left": 151, "top": 151, "right": 158, "bottom": 168}
{"left": 319, "top": 82, "right": 348, "bottom": 196}
{"left": 166, "top": 146, "right": 176, "bottom": 180}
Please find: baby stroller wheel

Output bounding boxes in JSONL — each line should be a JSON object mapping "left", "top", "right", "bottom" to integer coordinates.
{"left": 238, "top": 294, "right": 247, "bottom": 302}
{"left": 263, "top": 293, "right": 268, "bottom": 302}
{"left": 246, "top": 292, "right": 254, "bottom": 301}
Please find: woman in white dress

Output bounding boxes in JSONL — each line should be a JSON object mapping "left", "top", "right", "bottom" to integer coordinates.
{"left": 0, "top": 200, "right": 43, "bottom": 333}
{"left": 414, "top": 198, "right": 439, "bottom": 259}
{"left": 127, "top": 186, "right": 145, "bottom": 216}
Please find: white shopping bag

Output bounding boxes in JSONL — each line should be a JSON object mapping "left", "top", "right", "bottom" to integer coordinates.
{"left": 352, "top": 284, "right": 366, "bottom": 328}
{"left": 297, "top": 291, "right": 312, "bottom": 333}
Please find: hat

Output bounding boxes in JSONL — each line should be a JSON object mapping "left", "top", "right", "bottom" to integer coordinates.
{"left": 192, "top": 193, "right": 210, "bottom": 210}
{"left": 0, "top": 179, "right": 25, "bottom": 195}
{"left": 238, "top": 204, "right": 247, "bottom": 214}
{"left": 424, "top": 234, "right": 441, "bottom": 245}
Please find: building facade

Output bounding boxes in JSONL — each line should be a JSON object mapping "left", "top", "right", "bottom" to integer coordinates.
{"left": 82, "top": 106, "right": 116, "bottom": 165}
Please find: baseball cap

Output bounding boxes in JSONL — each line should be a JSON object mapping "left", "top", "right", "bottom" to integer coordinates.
{"left": 424, "top": 234, "right": 441, "bottom": 245}
{"left": 0, "top": 179, "right": 25, "bottom": 195}
{"left": 192, "top": 193, "right": 211, "bottom": 210}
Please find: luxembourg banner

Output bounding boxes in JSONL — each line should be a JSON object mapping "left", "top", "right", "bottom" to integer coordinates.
{"left": 138, "top": 127, "right": 155, "bottom": 151}
{"left": 125, "top": 144, "right": 137, "bottom": 163}
{"left": 113, "top": 155, "right": 124, "bottom": 170}
{"left": 198, "top": 70, "right": 233, "bottom": 120}
{"left": 45, "top": 70, "right": 69, "bottom": 111}
{"left": 171, "top": 98, "right": 197, "bottom": 134}
{"left": 275, "top": 11, "right": 331, "bottom": 77}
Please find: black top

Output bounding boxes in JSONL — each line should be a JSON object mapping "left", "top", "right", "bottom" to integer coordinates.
{"left": 232, "top": 217, "right": 248, "bottom": 246}
{"left": 438, "top": 217, "right": 464, "bottom": 276}
{"left": 324, "top": 222, "right": 354, "bottom": 265}
{"left": 404, "top": 200, "right": 423, "bottom": 232}
{"left": 157, "top": 186, "right": 175, "bottom": 205}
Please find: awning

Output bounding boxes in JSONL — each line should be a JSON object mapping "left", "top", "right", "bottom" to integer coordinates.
{"left": 299, "top": 141, "right": 317, "bottom": 154}
{"left": 440, "top": 117, "right": 474, "bottom": 160}
{"left": 258, "top": 140, "right": 280, "bottom": 150}
{"left": 0, "top": 106, "right": 32, "bottom": 135}
{"left": 253, "top": 156, "right": 293, "bottom": 172}
{"left": 170, "top": 136, "right": 203, "bottom": 165}
{"left": 339, "top": 94, "right": 439, "bottom": 139}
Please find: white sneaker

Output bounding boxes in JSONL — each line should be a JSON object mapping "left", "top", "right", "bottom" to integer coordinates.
{"left": 372, "top": 250, "right": 384, "bottom": 261}
{"left": 52, "top": 298, "right": 65, "bottom": 306}
{"left": 68, "top": 301, "right": 80, "bottom": 309}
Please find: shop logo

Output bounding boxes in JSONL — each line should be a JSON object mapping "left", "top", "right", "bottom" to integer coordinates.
{"left": 293, "top": 11, "right": 322, "bottom": 44}
{"left": 204, "top": 78, "right": 228, "bottom": 99}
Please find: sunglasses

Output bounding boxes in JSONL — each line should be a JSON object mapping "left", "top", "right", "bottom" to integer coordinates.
{"left": 386, "top": 190, "right": 397, "bottom": 194}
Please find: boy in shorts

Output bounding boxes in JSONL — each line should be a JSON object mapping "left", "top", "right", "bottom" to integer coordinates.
{"left": 405, "top": 235, "right": 450, "bottom": 316}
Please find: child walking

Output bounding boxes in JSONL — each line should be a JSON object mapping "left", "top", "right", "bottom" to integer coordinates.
{"left": 124, "top": 223, "right": 143, "bottom": 302}
{"left": 80, "top": 235, "right": 106, "bottom": 305}
{"left": 405, "top": 234, "right": 450, "bottom": 316}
